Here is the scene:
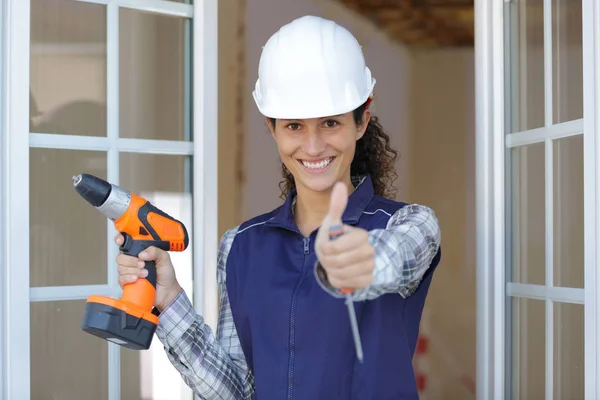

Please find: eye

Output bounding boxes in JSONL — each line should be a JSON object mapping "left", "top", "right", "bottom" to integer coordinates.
{"left": 323, "top": 120, "right": 339, "bottom": 128}
{"left": 286, "top": 122, "right": 301, "bottom": 131}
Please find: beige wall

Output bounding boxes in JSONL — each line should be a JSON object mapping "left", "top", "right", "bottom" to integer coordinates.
{"left": 408, "top": 48, "right": 476, "bottom": 399}
{"left": 217, "top": 0, "right": 246, "bottom": 238}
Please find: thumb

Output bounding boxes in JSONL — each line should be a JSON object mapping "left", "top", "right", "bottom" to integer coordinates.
{"left": 139, "top": 246, "right": 169, "bottom": 266}
{"left": 323, "top": 181, "right": 348, "bottom": 229}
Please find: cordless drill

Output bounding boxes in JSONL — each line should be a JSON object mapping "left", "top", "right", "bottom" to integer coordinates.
{"left": 73, "top": 173, "right": 189, "bottom": 350}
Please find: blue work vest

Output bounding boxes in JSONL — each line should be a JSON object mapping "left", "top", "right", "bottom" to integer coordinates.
{"left": 226, "top": 175, "right": 441, "bottom": 399}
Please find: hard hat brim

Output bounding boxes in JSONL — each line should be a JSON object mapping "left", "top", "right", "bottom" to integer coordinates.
{"left": 253, "top": 79, "right": 376, "bottom": 120}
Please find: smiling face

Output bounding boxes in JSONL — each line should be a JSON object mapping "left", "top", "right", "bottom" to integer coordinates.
{"left": 267, "top": 109, "right": 370, "bottom": 194}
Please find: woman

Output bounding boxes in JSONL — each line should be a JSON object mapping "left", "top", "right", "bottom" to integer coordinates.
{"left": 116, "top": 15, "right": 441, "bottom": 400}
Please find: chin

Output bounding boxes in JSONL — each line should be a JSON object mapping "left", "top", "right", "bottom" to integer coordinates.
{"left": 294, "top": 170, "right": 343, "bottom": 193}
{"left": 298, "top": 176, "right": 338, "bottom": 193}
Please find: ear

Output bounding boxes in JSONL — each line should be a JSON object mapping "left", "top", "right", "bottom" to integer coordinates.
{"left": 265, "top": 116, "right": 276, "bottom": 140}
{"left": 356, "top": 108, "right": 371, "bottom": 141}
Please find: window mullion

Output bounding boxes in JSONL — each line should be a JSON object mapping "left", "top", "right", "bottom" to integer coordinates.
{"left": 106, "top": 1, "right": 120, "bottom": 399}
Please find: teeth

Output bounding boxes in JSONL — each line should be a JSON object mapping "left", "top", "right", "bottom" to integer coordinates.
{"left": 302, "top": 157, "right": 333, "bottom": 169}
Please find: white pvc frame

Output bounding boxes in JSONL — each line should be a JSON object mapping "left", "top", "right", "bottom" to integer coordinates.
{"left": 1, "top": 2, "right": 32, "bottom": 399}
{"left": 583, "top": 0, "right": 600, "bottom": 397}
{"left": 475, "top": 0, "right": 505, "bottom": 397}
{"left": 476, "top": 0, "right": 600, "bottom": 398}
{"left": 0, "top": 0, "right": 218, "bottom": 398}
{"left": 0, "top": 0, "right": 6, "bottom": 396}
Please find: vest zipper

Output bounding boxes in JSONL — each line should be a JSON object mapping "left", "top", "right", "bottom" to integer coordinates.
{"left": 287, "top": 236, "right": 310, "bottom": 399}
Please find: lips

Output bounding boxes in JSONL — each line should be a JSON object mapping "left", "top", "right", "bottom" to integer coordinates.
{"left": 298, "top": 156, "right": 335, "bottom": 172}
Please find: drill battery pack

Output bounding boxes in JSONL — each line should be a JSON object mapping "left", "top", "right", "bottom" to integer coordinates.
{"left": 81, "top": 296, "right": 158, "bottom": 350}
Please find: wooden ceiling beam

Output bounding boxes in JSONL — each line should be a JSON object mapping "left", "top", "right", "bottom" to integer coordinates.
{"left": 336, "top": 0, "right": 475, "bottom": 47}
{"left": 415, "top": 0, "right": 473, "bottom": 7}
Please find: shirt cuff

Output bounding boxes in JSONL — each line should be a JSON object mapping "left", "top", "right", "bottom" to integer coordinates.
{"left": 155, "top": 289, "right": 196, "bottom": 348}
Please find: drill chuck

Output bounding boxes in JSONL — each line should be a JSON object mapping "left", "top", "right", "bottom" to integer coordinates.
{"left": 73, "top": 173, "right": 131, "bottom": 221}
{"left": 72, "top": 173, "right": 111, "bottom": 207}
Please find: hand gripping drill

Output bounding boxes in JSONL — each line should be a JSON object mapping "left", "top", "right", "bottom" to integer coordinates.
{"left": 73, "top": 173, "right": 189, "bottom": 350}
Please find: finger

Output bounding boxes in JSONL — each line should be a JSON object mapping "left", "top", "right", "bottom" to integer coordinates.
{"left": 326, "top": 258, "right": 374, "bottom": 281}
{"left": 138, "top": 246, "right": 169, "bottom": 264}
{"left": 114, "top": 234, "right": 124, "bottom": 246}
{"left": 321, "top": 182, "right": 348, "bottom": 230}
{"left": 320, "top": 230, "right": 371, "bottom": 255}
{"left": 116, "top": 253, "right": 144, "bottom": 268}
{"left": 117, "top": 265, "right": 148, "bottom": 278}
{"left": 320, "top": 244, "right": 375, "bottom": 269}
{"left": 118, "top": 274, "right": 139, "bottom": 288}
{"left": 327, "top": 266, "right": 374, "bottom": 290}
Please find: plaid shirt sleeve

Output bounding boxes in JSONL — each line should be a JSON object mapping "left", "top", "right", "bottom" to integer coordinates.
{"left": 315, "top": 204, "right": 441, "bottom": 301}
{"left": 154, "top": 226, "right": 255, "bottom": 399}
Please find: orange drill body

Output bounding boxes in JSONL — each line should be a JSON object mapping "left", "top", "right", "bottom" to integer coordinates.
{"left": 73, "top": 173, "right": 189, "bottom": 350}
{"left": 114, "top": 192, "right": 188, "bottom": 251}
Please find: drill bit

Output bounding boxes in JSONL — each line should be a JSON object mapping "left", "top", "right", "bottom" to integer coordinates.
{"left": 329, "top": 224, "right": 364, "bottom": 363}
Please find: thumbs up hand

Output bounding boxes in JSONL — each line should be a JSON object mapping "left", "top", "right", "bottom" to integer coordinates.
{"left": 315, "top": 182, "right": 376, "bottom": 292}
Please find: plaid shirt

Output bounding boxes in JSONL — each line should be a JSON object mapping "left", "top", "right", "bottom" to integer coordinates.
{"left": 155, "top": 190, "right": 441, "bottom": 399}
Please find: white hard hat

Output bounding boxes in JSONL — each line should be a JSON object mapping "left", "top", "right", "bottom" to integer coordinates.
{"left": 252, "top": 15, "right": 376, "bottom": 119}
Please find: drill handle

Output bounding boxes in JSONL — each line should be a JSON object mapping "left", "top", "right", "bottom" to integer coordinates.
{"left": 119, "top": 233, "right": 170, "bottom": 289}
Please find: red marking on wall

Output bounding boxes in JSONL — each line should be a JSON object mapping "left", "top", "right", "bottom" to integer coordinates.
{"left": 416, "top": 374, "right": 427, "bottom": 392}
{"left": 416, "top": 336, "right": 429, "bottom": 355}
{"left": 460, "top": 374, "right": 476, "bottom": 394}
{"left": 414, "top": 334, "right": 429, "bottom": 394}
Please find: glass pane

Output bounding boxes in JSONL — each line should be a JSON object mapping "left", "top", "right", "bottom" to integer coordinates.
{"left": 119, "top": 153, "right": 193, "bottom": 400}
{"left": 553, "top": 135, "right": 584, "bottom": 288}
{"left": 507, "top": 0, "right": 545, "bottom": 132}
{"left": 552, "top": 0, "right": 583, "bottom": 123}
{"left": 30, "top": 149, "right": 107, "bottom": 287}
{"left": 553, "top": 302, "right": 584, "bottom": 399}
{"left": 511, "top": 297, "right": 545, "bottom": 398}
{"left": 119, "top": 9, "right": 187, "bottom": 141}
{"left": 31, "top": 300, "right": 108, "bottom": 399}
{"left": 30, "top": 0, "right": 107, "bottom": 136}
{"left": 510, "top": 143, "right": 545, "bottom": 284}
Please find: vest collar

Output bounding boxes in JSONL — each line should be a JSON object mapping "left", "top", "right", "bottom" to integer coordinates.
{"left": 265, "top": 175, "right": 375, "bottom": 231}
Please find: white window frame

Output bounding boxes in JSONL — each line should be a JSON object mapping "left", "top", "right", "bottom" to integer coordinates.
{"left": 0, "top": 0, "right": 7, "bottom": 396}
{"left": 475, "top": 0, "right": 600, "bottom": 398}
{"left": 582, "top": 1, "right": 600, "bottom": 397}
{"left": 0, "top": 0, "right": 218, "bottom": 398}
{"left": 1, "top": 1, "right": 32, "bottom": 398}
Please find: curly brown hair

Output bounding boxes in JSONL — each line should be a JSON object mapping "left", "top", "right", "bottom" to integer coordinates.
{"left": 270, "top": 100, "right": 399, "bottom": 200}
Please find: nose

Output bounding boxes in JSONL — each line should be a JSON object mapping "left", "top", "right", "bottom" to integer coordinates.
{"left": 303, "top": 129, "right": 326, "bottom": 156}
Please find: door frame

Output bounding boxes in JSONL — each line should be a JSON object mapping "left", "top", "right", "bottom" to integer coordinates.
{"left": 1, "top": 1, "right": 33, "bottom": 397}
{"left": 0, "top": 0, "right": 6, "bottom": 395}
{"left": 0, "top": 0, "right": 218, "bottom": 398}
{"left": 475, "top": 0, "right": 600, "bottom": 398}
{"left": 475, "top": 0, "right": 506, "bottom": 397}
{"left": 583, "top": 0, "right": 600, "bottom": 398}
